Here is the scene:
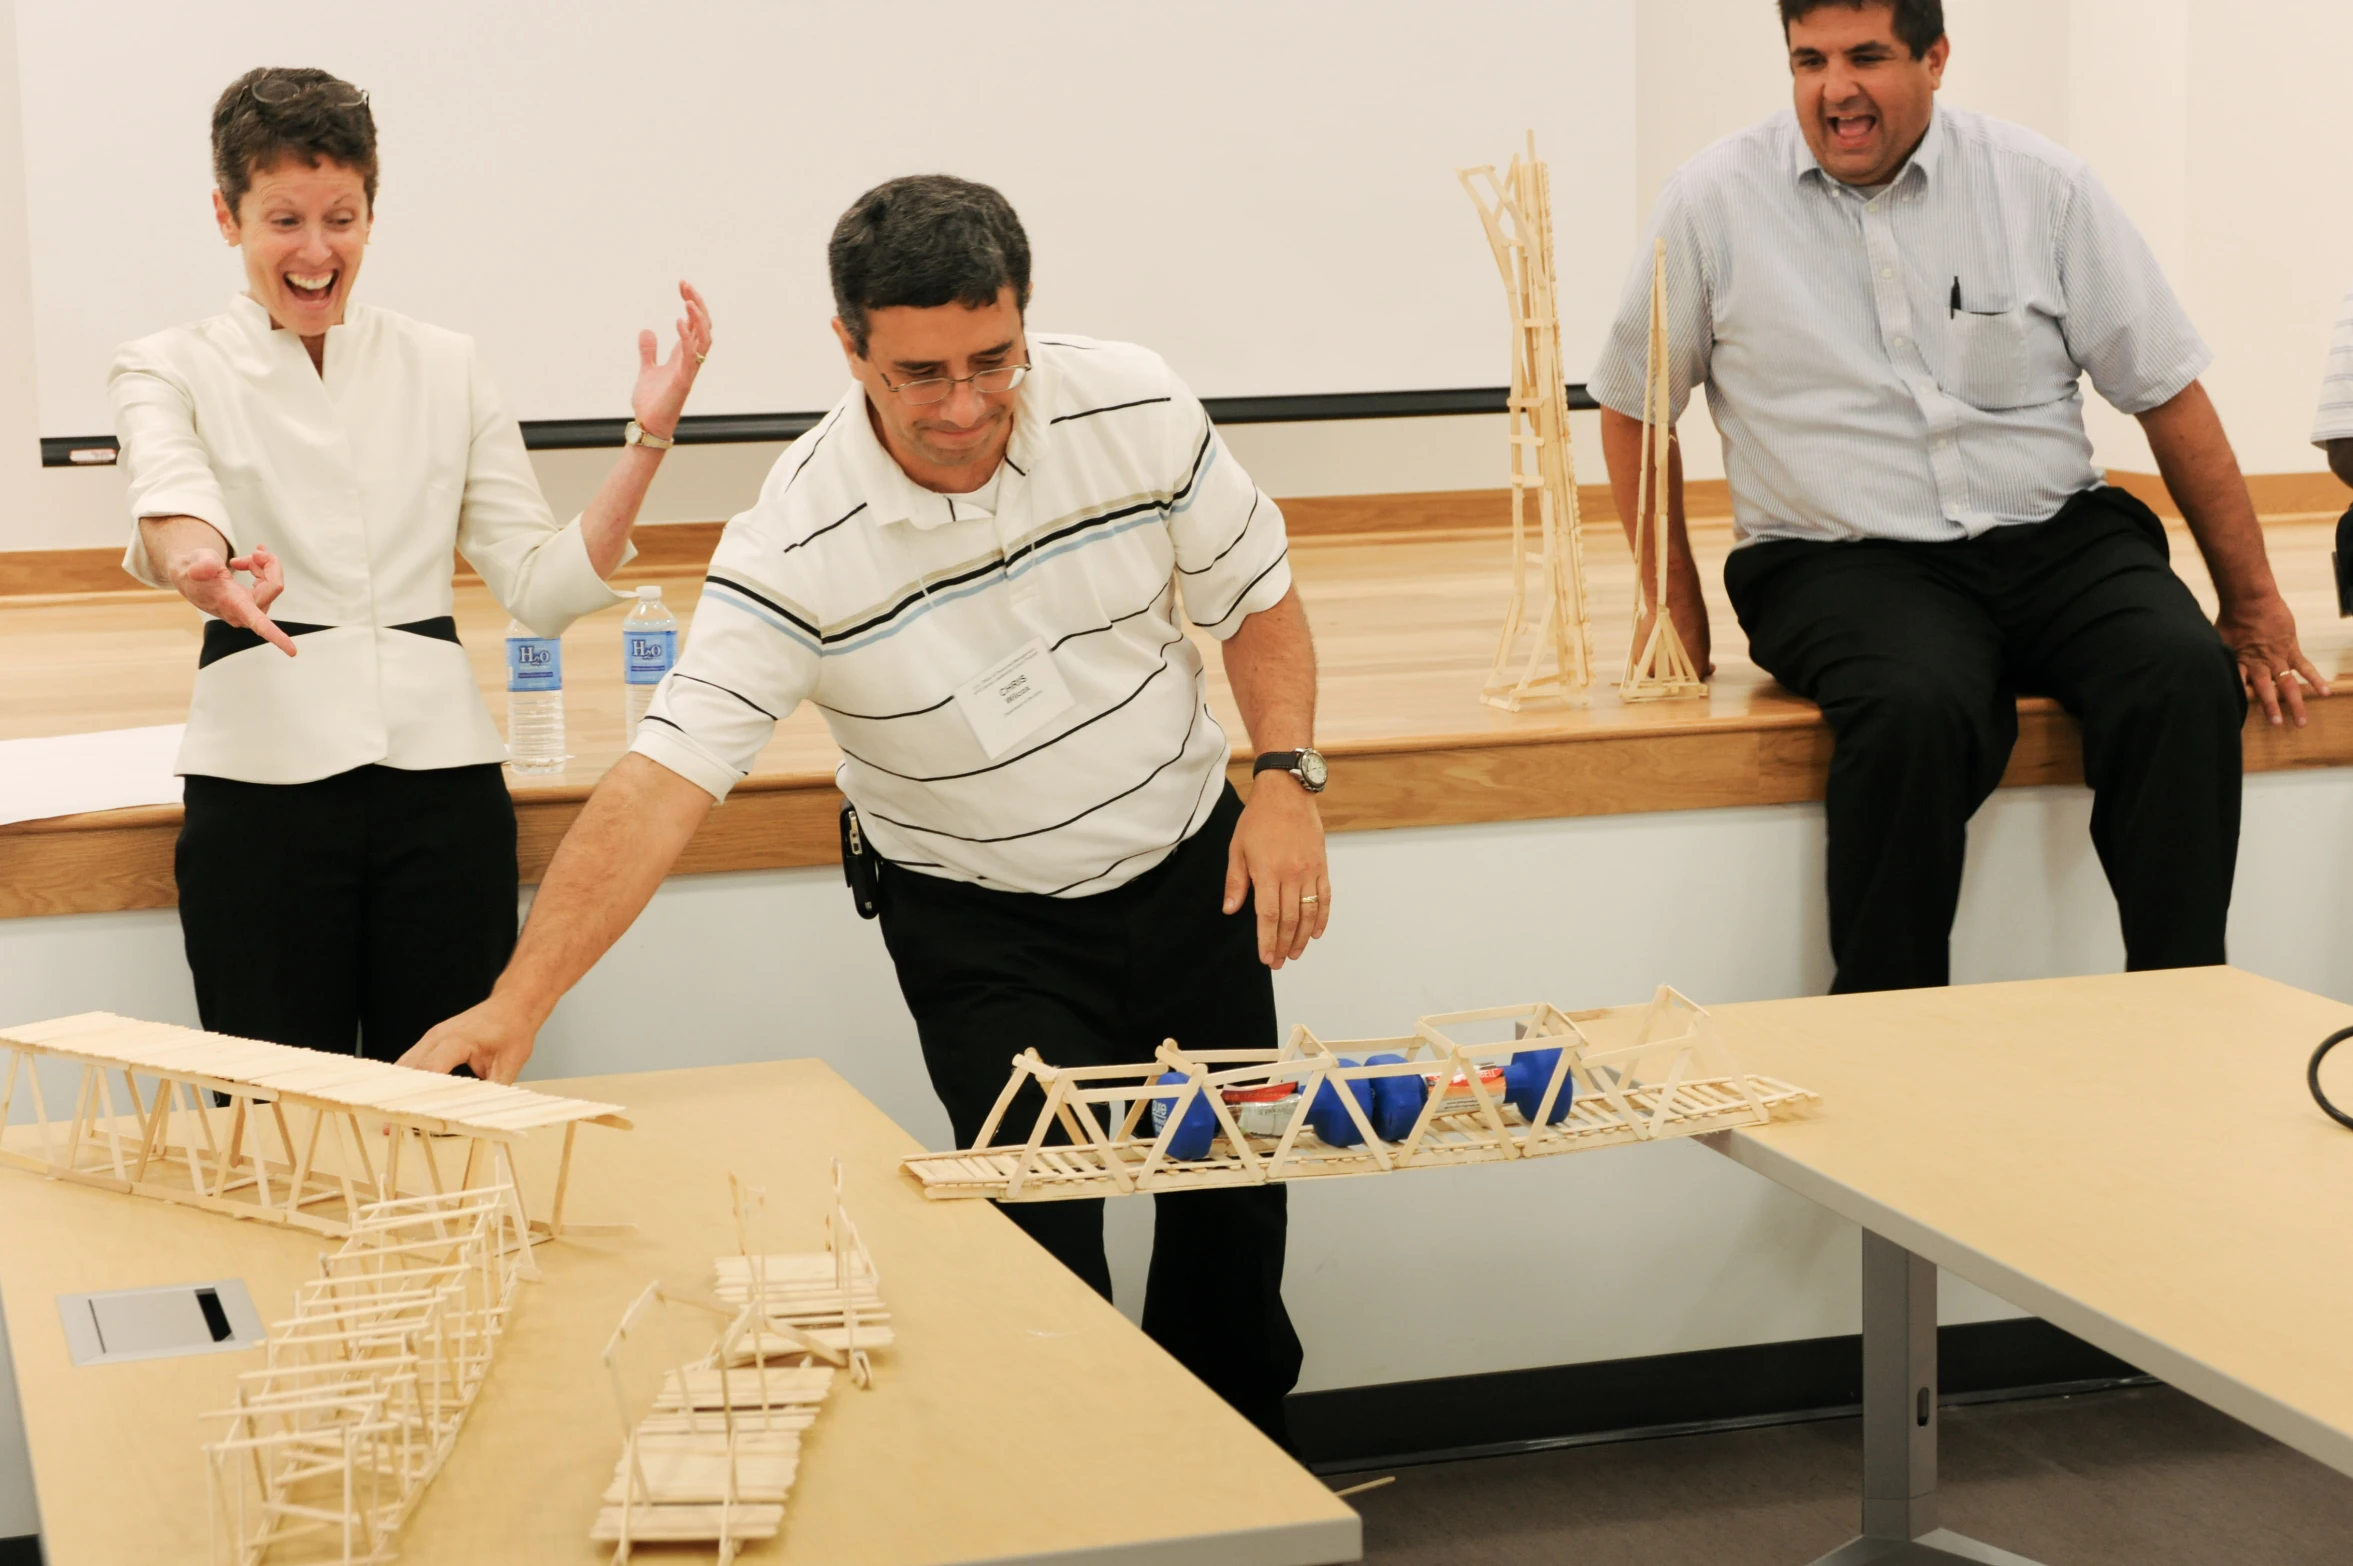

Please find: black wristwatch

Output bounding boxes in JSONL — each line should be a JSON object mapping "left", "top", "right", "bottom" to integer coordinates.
{"left": 1252, "top": 748, "right": 1328, "bottom": 794}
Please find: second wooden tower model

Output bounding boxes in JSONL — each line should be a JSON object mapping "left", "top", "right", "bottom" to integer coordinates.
{"left": 1460, "top": 132, "right": 1594, "bottom": 710}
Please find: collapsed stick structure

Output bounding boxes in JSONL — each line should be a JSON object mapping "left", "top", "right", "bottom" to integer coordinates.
{"left": 904, "top": 988, "right": 1813, "bottom": 1202}
{"left": 0, "top": 1012, "right": 629, "bottom": 1241}
{"left": 1623, "top": 237, "right": 1708, "bottom": 703}
{"left": 204, "top": 1184, "right": 530, "bottom": 1565}
{"left": 593, "top": 1163, "right": 888, "bottom": 1563}
{"left": 1460, "top": 131, "right": 1595, "bottom": 711}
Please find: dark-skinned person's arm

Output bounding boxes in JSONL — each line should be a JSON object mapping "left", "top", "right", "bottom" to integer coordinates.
{"left": 2137, "top": 379, "right": 2329, "bottom": 727}
{"left": 2328, "top": 438, "right": 2353, "bottom": 491}
{"left": 1218, "top": 586, "right": 1329, "bottom": 970}
{"left": 397, "top": 755, "right": 713, "bottom": 1082}
{"left": 1599, "top": 408, "right": 1714, "bottom": 677}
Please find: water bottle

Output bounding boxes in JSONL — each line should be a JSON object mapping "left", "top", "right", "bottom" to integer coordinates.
{"left": 622, "top": 585, "right": 679, "bottom": 743}
{"left": 504, "top": 620, "right": 567, "bottom": 774}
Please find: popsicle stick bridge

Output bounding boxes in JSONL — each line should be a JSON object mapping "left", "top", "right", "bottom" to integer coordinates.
{"left": 902, "top": 987, "right": 1816, "bottom": 1202}
{"left": 0, "top": 1011, "right": 630, "bottom": 1241}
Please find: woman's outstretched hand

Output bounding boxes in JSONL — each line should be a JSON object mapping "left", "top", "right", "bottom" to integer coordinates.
{"left": 631, "top": 280, "right": 713, "bottom": 440}
{"left": 162, "top": 526, "right": 294, "bottom": 656}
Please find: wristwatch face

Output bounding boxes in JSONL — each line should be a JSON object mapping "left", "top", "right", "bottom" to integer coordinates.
{"left": 1296, "top": 749, "right": 1328, "bottom": 791}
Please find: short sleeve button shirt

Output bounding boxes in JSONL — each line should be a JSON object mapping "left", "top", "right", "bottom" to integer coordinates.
{"left": 1589, "top": 105, "right": 2211, "bottom": 546}
{"left": 2311, "top": 278, "right": 2353, "bottom": 448}
{"left": 630, "top": 335, "right": 1293, "bottom": 898}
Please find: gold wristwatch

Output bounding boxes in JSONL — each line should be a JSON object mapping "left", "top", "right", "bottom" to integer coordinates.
{"left": 623, "top": 419, "right": 675, "bottom": 450}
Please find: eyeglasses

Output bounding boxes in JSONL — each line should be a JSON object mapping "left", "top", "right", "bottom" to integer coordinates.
{"left": 877, "top": 363, "right": 1030, "bottom": 406}
{"left": 247, "top": 77, "right": 369, "bottom": 110}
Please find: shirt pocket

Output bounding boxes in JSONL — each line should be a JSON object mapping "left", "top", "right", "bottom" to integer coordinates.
{"left": 1942, "top": 307, "right": 2076, "bottom": 413}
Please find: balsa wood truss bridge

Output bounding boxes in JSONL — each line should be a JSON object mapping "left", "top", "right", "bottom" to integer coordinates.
{"left": 594, "top": 1164, "right": 888, "bottom": 1563}
{"left": 204, "top": 1184, "right": 530, "bottom": 1565}
{"left": 904, "top": 988, "right": 1813, "bottom": 1202}
{"left": 1622, "top": 236, "right": 1707, "bottom": 703}
{"left": 1460, "top": 131, "right": 1595, "bottom": 711}
{"left": 0, "top": 1012, "right": 629, "bottom": 1241}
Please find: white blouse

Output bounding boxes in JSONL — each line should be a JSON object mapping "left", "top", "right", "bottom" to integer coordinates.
{"left": 111, "top": 294, "right": 626, "bottom": 785}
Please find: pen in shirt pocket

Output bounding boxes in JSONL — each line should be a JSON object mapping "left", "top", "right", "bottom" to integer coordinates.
{"left": 1950, "top": 277, "right": 1961, "bottom": 318}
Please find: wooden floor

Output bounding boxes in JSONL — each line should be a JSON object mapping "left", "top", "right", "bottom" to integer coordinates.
{"left": 6, "top": 488, "right": 2352, "bottom": 919}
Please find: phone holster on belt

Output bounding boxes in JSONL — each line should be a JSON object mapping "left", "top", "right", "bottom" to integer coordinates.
{"left": 840, "top": 799, "right": 881, "bottom": 919}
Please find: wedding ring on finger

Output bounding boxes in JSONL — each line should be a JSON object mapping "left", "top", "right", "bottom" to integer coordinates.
{"left": 1299, "top": 893, "right": 1320, "bottom": 907}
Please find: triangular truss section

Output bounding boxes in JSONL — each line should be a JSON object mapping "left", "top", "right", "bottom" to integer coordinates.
{"left": 1623, "top": 237, "right": 1708, "bottom": 702}
{"left": 902, "top": 987, "right": 1813, "bottom": 1202}
{"left": 1460, "top": 131, "right": 1595, "bottom": 710}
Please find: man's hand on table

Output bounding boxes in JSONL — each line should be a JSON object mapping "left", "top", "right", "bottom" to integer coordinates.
{"left": 398, "top": 996, "right": 539, "bottom": 1085}
{"left": 2218, "top": 587, "right": 2329, "bottom": 728}
{"left": 1224, "top": 772, "right": 1331, "bottom": 970}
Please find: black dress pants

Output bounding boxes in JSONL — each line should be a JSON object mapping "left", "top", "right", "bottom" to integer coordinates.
{"left": 875, "top": 784, "right": 1304, "bottom": 1443}
{"left": 1725, "top": 485, "right": 2245, "bottom": 994}
{"left": 177, "top": 763, "right": 520, "bottom": 1061}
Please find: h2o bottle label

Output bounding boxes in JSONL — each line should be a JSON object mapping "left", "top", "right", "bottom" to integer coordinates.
{"left": 624, "top": 629, "right": 677, "bottom": 686}
{"left": 506, "top": 636, "right": 563, "bottom": 692}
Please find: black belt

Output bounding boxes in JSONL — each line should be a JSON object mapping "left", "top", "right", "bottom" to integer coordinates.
{"left": 198, "top": 616, "right": 462, "bottom": 669}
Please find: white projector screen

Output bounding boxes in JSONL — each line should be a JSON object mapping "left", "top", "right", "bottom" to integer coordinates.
{"left": 17, "top": 1, "right": 1634, "bottom": 435}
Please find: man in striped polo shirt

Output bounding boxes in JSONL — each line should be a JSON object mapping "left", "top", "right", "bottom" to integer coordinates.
{"left": 405, "top": 175, "right": 1326, "bottom": 1439}
{"left": 1592, "top": 0, "right": 2321, "bottom": 994}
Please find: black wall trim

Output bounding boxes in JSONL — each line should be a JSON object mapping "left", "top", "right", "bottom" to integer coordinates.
{"left": 0, "top": 1533, "right": 37, "bottom": 1565}
{"left": 38, "top": 385, "right": 1599, "bottom": 466}
{"left": 1288, "top": 1318, "right": 2149, "bottom": 1474}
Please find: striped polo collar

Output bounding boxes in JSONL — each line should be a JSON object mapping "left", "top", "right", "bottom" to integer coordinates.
{"left": 843, "top": 350, "right": 1056, "bottom": 532}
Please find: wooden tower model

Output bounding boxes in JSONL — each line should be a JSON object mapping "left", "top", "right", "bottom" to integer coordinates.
{"left": 1621, "top": 238, "right": 1708, "bottom": 702}
{"left": 1460, "top": 132, "right": 1594, "bottom": 710}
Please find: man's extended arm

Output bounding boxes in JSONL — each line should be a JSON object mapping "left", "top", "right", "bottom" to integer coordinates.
{"left": 398, "top": 755, "right": 714, "bottom": 1081}
{"left": 2137, "top": 379, "right": 2328, "bottom": 727}
{"left": 1599, "top": 408, "right": 1713, "bottom": 676}
{"left": 1218, "top": 585, "right": 1330, "bottom": 969}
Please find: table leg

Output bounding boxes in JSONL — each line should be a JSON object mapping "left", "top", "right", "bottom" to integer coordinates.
{"left": 1807, "top": 1231, "right": 2048, "bottom": 1566}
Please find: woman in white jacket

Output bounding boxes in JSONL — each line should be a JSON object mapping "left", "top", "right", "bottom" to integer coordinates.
{"left": 113, "top": 66, "right": 712, "bottom": 1063}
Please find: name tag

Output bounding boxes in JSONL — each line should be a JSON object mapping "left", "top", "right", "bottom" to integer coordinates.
{"left": 952, "top": 638, "right": 1076, "bottom": 759}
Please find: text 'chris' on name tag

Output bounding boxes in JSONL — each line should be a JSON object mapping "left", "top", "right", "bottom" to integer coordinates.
{"left": 952, "top": 638, "right": 1077, "bottom": 759}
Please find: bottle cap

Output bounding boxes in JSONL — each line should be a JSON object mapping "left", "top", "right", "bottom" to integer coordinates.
{"left": 636, "top": 584, "right": 662, "bottom": 601}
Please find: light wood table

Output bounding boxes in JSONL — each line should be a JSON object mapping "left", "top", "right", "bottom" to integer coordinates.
{"left": 1703, "top": 967, "right": 2353, "bottom": 1564}
{"left": 0, "top": 1058, "right": 1360, "bottom": 1565}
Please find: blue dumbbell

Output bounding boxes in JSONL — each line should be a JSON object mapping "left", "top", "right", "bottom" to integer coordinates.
{"left": 1306, "top": 1061, "right": 1374, "bottom": 1147}
{"left": 1149, "top": 1070, "right": 1219, "bottom": 1161}
{"left": 1365, "top": 1052, "right": 1428, "bottom": 1141}
{"left": 1505, "top": 1047, "right": 1574, "bottom": 1124}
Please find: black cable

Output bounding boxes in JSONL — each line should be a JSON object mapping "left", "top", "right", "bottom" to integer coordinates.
{"left": 2308, "top": 1026, "right": 2353, "bottom": 1130}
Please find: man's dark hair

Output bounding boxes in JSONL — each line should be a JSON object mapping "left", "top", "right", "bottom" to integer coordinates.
{"left": 828, "top": 175, "right": 1031, "bottom": 356}
{"left": 1779, "top": 0, "right": 1945, "bottom": 58}
{"left": 211, "top": 67, "right": 378, "bottom": 217}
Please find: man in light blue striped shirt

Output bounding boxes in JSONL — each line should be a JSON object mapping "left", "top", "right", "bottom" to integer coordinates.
{"left": 1592, "top": 0, "right": 2322, "bottom": 994}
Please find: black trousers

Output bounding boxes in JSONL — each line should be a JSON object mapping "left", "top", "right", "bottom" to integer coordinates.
{"left": 875, "top": 784, "right": 1304, "bottom": 1443}
{"left": 1725, "top": 486, "right": 2246, "bottom": 994}
{"left": 177, "top": 763, "right": 519, "bottom": 1061}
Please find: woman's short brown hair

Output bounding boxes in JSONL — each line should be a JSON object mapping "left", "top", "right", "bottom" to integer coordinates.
{"left": 210, "top": 67, "right": 378, "bottom": 217}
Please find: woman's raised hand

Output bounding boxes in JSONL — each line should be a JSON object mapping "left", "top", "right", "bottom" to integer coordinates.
{"left": 631, "top": 280, "right": 713, "bottom": 441}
